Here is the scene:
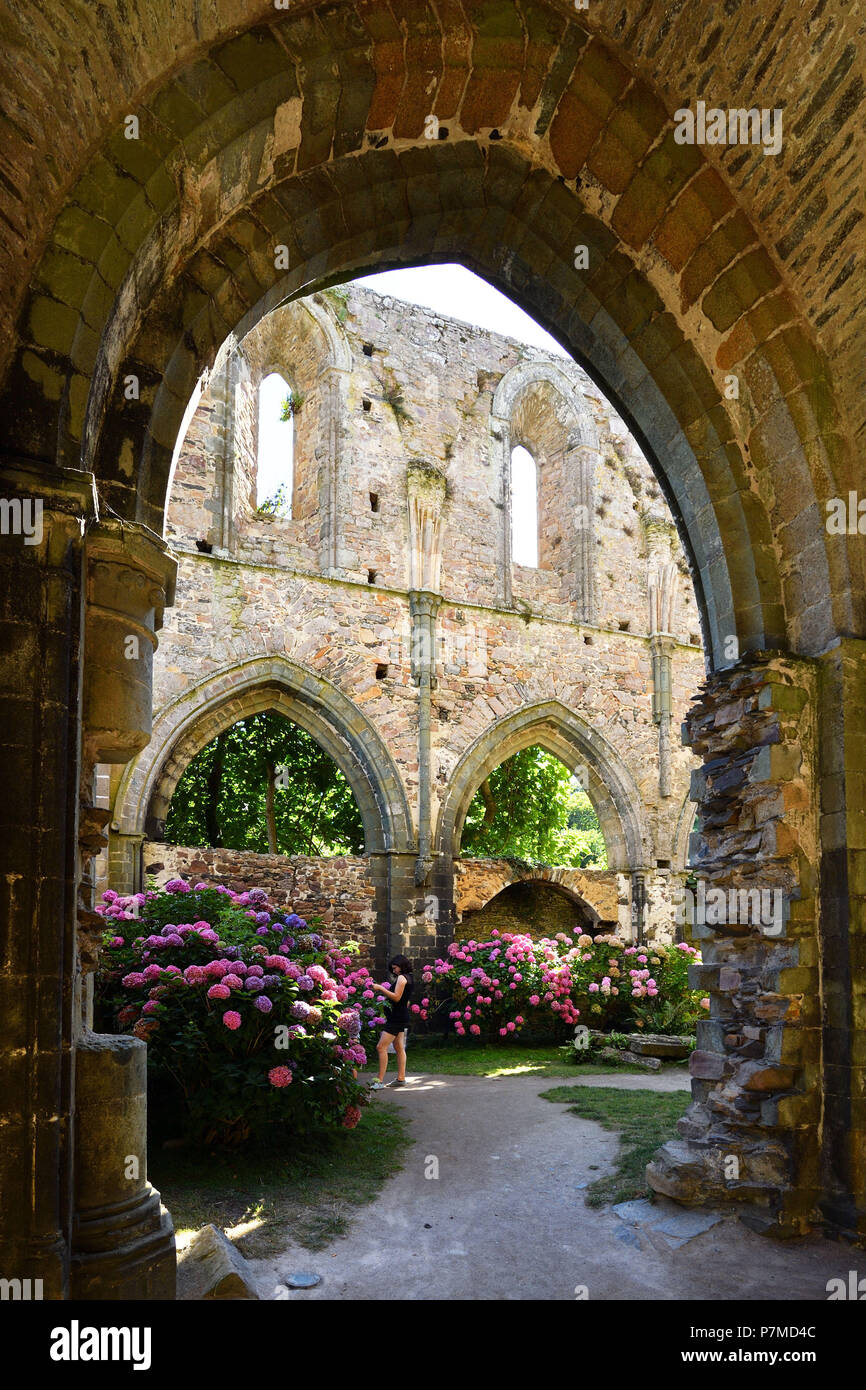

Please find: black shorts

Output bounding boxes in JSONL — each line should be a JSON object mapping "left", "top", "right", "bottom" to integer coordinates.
{"left": 384, "top": 1010, "right": 408, "bottom": 1035}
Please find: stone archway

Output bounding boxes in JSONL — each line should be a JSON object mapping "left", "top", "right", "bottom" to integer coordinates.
{"left": 113, "top": 654, "right": 414, "bottom": 865}
{"left": 436, "top": 700, "right": 652, "bottom": 873}
{"left": 2, "top": 1, "right": 865, "bottom": 1296}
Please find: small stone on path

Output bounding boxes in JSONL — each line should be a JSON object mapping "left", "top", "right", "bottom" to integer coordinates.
{"left": 285, "top": 1271, "right": 322, "bottom": 1288}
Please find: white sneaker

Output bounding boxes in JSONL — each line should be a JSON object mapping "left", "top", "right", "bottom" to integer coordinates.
{"left": 369, "top": 1081, "right": 388, "bottom": 1090}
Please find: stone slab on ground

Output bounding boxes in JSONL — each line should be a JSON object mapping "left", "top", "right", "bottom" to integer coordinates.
{"left": 627, "top": 1034, "right": 694, "bottom": 1059}
{"left": 595, "top": 1046, "right": 661, "bottom": 1070}
{"left": 177, "top": 1224, "right": 260, "bottom": 1300}
{"left": 612, "top": 1196, "right": 723, "bottom": 1249}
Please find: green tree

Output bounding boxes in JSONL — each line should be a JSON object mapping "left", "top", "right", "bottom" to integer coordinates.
{"left": 164, "top": 712, "right": 365, "bottom": 856}
{"left": 460, "top": 745, "right": 607, "bottom": 867}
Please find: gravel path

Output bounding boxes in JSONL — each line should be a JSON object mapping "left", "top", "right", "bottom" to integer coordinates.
{"left": 248, "top": 1072, "right": 849, "bottom": 1302}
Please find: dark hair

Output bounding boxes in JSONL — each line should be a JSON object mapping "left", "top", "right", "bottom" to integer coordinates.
{"left": 388, "top": 954, "right": 413, "bottom": 978}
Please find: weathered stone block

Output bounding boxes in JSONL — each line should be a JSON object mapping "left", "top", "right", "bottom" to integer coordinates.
{"left": 176, "top": 1225, "right": 259, "bottom": 1300}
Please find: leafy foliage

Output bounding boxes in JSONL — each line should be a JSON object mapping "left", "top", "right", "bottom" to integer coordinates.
{"left": 460, "top": 745, "right": 607, "bottom": 867}
{"left": 255, "top": 482, "right": 291, "bottom": 517}
{"left": 279, "top": 388, "right": 305, "bottom": 420}
{"left": 164, "top": 712, "right": 365, "bottom": 856}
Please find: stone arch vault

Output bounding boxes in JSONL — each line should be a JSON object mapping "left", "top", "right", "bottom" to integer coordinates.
{"left": 2, "top": 0, "right": 865, "bottom": 1297}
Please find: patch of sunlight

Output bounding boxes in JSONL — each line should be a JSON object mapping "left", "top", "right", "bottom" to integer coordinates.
{"left": 174, "top": 1229, "right": 197, "bottom": 1252}
{"left": 485, "top": 1063, "right": 547, "bottom": 1077}
{"left": 225, "top": 1215, "right": 265, "bottom": 1241}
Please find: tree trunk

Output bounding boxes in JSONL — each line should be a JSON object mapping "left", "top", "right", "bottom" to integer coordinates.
{"left": 265, "top": 762, "right": 278, "bottom": 853}
{"left": 480, "top": 778, "right": 497, "bottom": 828}
{"left": 205, "top": 732, "right": 226, "bottom": 847}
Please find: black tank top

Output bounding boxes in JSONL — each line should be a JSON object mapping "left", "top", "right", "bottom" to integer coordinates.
{"left": 390, "top": 973, "right": 412, "bottom": 1013}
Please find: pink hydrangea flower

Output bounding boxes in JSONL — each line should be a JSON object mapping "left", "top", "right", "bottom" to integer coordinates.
{"left": 268, "top": 1066, "right": 292, "bottom": 1087}
{"left": 222, "top": 1011, "right": 241, "bottom": 1030}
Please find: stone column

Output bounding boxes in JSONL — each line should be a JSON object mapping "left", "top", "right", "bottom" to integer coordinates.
{"left": 571, "top": 439, "right": 598, "bottom": 625}
{"left": 650, "top": 634, "right": 677, "bottom": 798}
{"left": 320, "top": 366, "right": 348, "bottom": 576}
{"left": 630, "top": 870, "right": 648, "bottom": 943}
{"left": 406, "top": 461, "right": 447, "bottom": 888}
{"left": 0, "top": 457, "right": 96, "bottom": 1298}
{"left": 409, "top": 590, "right": 442, "bottom": 886}
{"left": 490, "top": 415, "right": 512, "bottom": 608}
{"left": 816, "top": 637, "right": 866, "bottom": 1239}
{"left": 647, "top": 655, "right": 822, "bottom": 1235}
{"left": 646, "top": 517, "right": 680, "bottom": 800}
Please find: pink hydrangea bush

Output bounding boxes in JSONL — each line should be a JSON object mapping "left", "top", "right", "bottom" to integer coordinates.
{"left": 95, "top": 878, "right": 385, "bottom": 1146}
{"left": 424, "top": 930, "right": 706, "bottom": 1041}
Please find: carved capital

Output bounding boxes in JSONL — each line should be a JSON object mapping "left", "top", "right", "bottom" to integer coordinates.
{"left": 84, "top": 521, "right": 177, "bottom": 764}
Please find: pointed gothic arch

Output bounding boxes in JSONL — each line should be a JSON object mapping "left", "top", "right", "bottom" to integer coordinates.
{"left": 435, "top": 700, "right": 653, "bottom": 873}
{"left": 113, "top": 655, "right": 414, "bottom": 856}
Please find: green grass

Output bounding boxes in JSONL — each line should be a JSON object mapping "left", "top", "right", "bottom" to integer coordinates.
{"left": 151, "top": 1104, "right": 409, "bottom": 1257}
{"left": 364, "top": 1042, "right": 687, "bottom": 1080}
{"left": 539, "top": 1084, "right": 691, "bottom": 1207}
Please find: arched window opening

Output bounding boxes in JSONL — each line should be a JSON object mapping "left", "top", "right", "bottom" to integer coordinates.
{"left": 164, "top": 711, "right": 365, "bottom": 856}
{"left": 510, "top": 444, "right": 538, "bottom": 568}
{"left": 256, "top": 371, "right": 295, "bottom": 516}
{"left": 460, "top": 745, "right": 607, "bottom": 868}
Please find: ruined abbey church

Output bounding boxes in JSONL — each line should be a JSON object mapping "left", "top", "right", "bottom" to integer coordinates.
{"left": 1, "top": 0, "right": 863, "bottom": 1301}
{"left": 104, "top": 282, "right": 705, "bottom": 960}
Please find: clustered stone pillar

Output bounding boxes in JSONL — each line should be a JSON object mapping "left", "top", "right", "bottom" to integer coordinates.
{"left": 72, "top": 517, "right": 178, "bottom": 1298}
{"left": 647, "top": 654, "right": 823, "bottom": 1234}
{"left": 0, "top": 461, "right": 181, "bottom": 1298}
{"left": 0, "top": 458, "right": 96, "bottom": 1297}
{"left": 650, "top": 634, "right": 677, "bottom": 798}
{"left": 398, "top": 460, "right": 450, "bottom": 962}
{"left": 816, "top": 637, "right": 866, "bottom": 1238}
{"left": 409, "top": 590, "right": 442, "bottom": 887}
{"left": 646, "top": 518, "right": 680, "bottom": 800}
{"left": 569, "top": 433, "right": 598, "bottom": 626}
{"left": 321, "top": 365, "right": 347, "bottom": 576}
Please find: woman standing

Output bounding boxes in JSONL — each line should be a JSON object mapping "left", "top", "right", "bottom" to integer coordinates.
{"left": 369, "top": 955, "right": 413, "bottom": 1090}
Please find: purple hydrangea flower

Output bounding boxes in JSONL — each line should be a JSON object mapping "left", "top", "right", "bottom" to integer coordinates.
{"left": 291, "top": 1001, "right": 311, "bottom": 1021}
{"left": 254, "top": 996, "right": 273, "bottom": 1013}
{"left": 296, "top": 975, "right": 314, "bottom": 991}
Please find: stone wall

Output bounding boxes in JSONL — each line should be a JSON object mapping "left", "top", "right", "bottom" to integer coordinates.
{"left": 141, "top": 842, "right": 378, "bottom": 965}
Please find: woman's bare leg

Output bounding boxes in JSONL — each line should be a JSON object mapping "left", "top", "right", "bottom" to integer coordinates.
{"left": 394, "top": 1031, "right": 407, "bottom": 1082}
{"left": 376, "top": 1031, "right": 396, "bottom": 1082}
